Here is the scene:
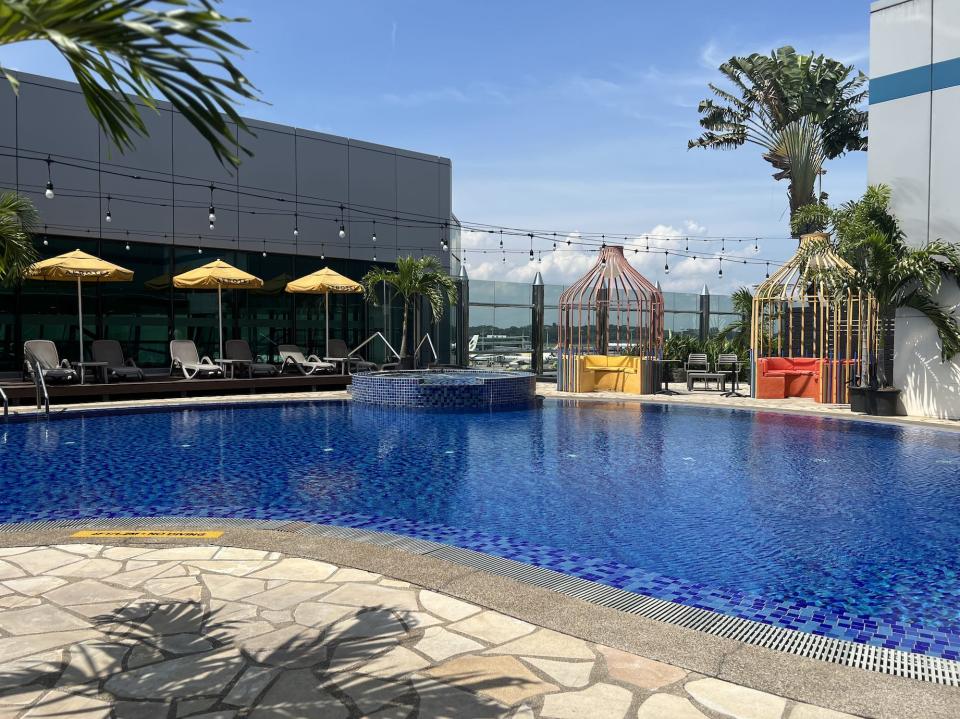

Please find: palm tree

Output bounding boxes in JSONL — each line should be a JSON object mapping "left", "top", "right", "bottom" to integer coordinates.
{"left": 793, "top": 185, "right": 960, "bottom": 387}
{"left": 716, "top": 286, "right": 753, "bottom": 353}
{"left": 0, "top": 192, "right": 39, "bottom": 286}
{"left": 689, "top": 46, "right": 867, "bottom": 233}
{"left": 361, "top": 256, "right": 458, "bottom": 361}
{"left": 0, "top": 0, "right": 257, "bottom": 166}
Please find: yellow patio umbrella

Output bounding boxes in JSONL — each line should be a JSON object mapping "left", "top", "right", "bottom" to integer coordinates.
{"left": 172, "top": 259, "right": 263, "bottom": 361}
{"left": 24, "top": 249, "right": 134, "bottom": 364}
{"left": 285, "top": 267, "right": 363, "bottom": 356}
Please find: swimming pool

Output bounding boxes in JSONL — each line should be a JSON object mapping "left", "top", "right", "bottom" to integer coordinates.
{"left": 4, "top": 399, "right": 960, "bottom": 658}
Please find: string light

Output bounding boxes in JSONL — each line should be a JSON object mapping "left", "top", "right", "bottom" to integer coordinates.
{"left": 104, "top": 195, "right": 112, "bottom": 223}
{"left": 197, "top": 235, "right": 203, "bottom": 254}
{"left": 338, "top": 204, "right": 346, "bottom": 239}
{"left": 293, "top": 212, "right": 299, "bottom": 238}
{"left": 207, "top": 184, "right": 216, "bottom": 227}
{"left": 753, "top": 237, "right": 760, "bottom": 254}
{"left": 42, "top": 224, "right": 48, "bottom": 246}
{"left": 371, "top": 220, "right": 377, "bottom": 244}
{"left": 44, "top": 156, "right": 54, "bottom": 199}
{"left": 124, "top": 230, "right": 130, "bottom": 251}
{"left": 664, "top": 251, "right": 670, "bottom": 275}
{"left": 718, "top": 257, "right": 723, "bottom": 277}
{"left": 720, "top": 237, "right": 726, "bottom": 255}
{"left": 528, "top": 232, "right": 534, "bottom": 261}
{"left": 765, "top": 261, "right": 770, "bottom": 279}
{"left": 262, "top": 238, "right": 267, "bottom": 257}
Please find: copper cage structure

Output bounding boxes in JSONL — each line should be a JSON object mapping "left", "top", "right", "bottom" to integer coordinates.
{"left": 750, "top": 232, "right": 879, "bottom": 404}
{"left": 557, "top": 245, "right": 664, "bottom": 393}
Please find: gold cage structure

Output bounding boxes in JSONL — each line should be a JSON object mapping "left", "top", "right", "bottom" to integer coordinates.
{"left": 750, "top": 232, "right": 878, "bottom": 404}
{"left": 557, "top": 245, "right": 664, "bottom": 393}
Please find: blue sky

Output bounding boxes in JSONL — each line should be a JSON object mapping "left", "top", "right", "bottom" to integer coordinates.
{"left": 0, "top": 1, "right": 873, "bottom": 292}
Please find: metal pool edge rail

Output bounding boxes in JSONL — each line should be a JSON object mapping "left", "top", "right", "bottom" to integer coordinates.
{"left": 2, "top": 517, "right": 959, "bottom": 686}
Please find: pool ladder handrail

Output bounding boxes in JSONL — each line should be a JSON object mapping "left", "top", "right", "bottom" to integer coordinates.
{"left": 414, "top": 333, "right": 439, "bottom": 363}
{"left": 30, "top": 358, "right": 50, "bottom": 417}
{"left": 0, "top": 385, "right": 7, "bottom": 419}
{"left": 350, "top": 331, "right": 401, "bottom": 364}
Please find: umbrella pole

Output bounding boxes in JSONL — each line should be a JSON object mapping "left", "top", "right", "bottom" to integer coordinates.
{"left": 325, "top": 293, "right": 330, "bottom": 359}
{"left": 218, "top": 285, "right": 224, "bottom": 361}
{"left": 77, "top": 277, "right": 84, "bottom": 367}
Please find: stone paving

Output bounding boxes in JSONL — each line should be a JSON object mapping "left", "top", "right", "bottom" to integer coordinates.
{"left": 0, "top": 543, "right": 861, "bottom": 719}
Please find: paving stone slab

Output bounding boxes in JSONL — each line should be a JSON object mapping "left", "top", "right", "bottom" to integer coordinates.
{"left": 540, "top": 682, "right": 633, "bottom": 719}
{"left": 248, "top": 557, "right": 337, "bottom": 582}
{"left": 201, "top": 574, "right": 265, "bottom": 600}
{"left": 597, "top": 645, "right": 687, "bottom": 690}
{"left": 522, "top": 657, "right": 594, "bottom": 688}
{"left": 239, "top": 625, "right": 327, "bottom": 668}
{"left": 425, "top": 653, "right": 559, "bottom": 706}
{"left": 44, "top": 580, "right": 143, "bottom": 606}
{"left": 245, "top": 581, "right": 335, "bottom": 610}
{"left": 104, "top": 648, "right": 245, "bottom": 699}
{"left": 7, "top": 549, "right": 84, "bottom": 575}
{"left": 449, "top": 611, "right": 536, "bottom": 645}
{"left": 637, "top": 693, "right": 709, "bottom": 719}
{"left": 3, "top": 576, "right": 68, "bottom": 596}
{"left": 685, "top": 677, "right": 787, "bottom": 719}
{"left": 418, "top": 589, "right": 481, "bottom": 622}
{"left": 249, "top": 668, "right": 349, "bottom": 719}
{"left": 321, "top": 583, "right": 419, "bottom": 613}
{"left": 415, "top": 626, "right": 485, "bottom": 662}
{"left": 22, "top": 689, "right": 111, "bottom": 719}
{"left": 223, "top": 665, "right": 280, "bottom": 706}
{"left": 0, "top": 603, "right": 90, "bottom": 635}
{"left": 486, "top": 628, "right": 595, "bottom": 660}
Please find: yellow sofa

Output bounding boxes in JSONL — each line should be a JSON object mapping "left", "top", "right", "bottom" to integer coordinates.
{"left": 575, "top": 355, "right": 643, "bottom": 393}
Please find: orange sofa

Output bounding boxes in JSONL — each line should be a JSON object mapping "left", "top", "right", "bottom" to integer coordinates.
{"left": 756, "top": 357, "right": 823, "bottom": 401}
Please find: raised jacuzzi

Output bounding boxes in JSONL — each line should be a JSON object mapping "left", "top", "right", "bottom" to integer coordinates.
{"left": 349, "top": 368, "right": 537, "bottom": 408}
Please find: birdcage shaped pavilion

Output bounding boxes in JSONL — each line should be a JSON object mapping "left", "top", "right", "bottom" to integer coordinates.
{"left": 750, "top": 232, "right": 878, "bottom": 404}
{"left": 557, "top": 245, "right": 664, "bottom": 393}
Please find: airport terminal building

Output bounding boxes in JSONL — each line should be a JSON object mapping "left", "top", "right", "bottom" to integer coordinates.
{"left": 0, "top": 72, "right": 459, "bottom": 372}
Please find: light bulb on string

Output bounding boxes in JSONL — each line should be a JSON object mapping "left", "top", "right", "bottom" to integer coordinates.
{"left": 42, "top": 224, "right": 48, "bottom": 246}
{"left": 262, "top": 239, "right": 267, "bottom": 258}
{"left": 644, "top": 235, "right": 649, "bottom": 252}
{"left": 44, "top": 156, "right": 54, "bottom": 199}
{"left": 124, "top": 230, "right": 130, "bottom": 251}
{"left": 293, "top": 212, "right": 299, "bottom": 238}
{"left": 720, "top": 237, "right": 726, "bottom": 255}
{"left": 371, "top": 220, "right": 377, "bottom": 244}
{"left": 664, "top": 251, "right": 670, "bottom": 275}
{"left": 338, "top": 204, "right": 346, "bottom": 239}
{"left": 718, "top": 257, "right": 723, "bottom": 277}
{"left": 537, "top": 250, "right": 542, "bottom": 264}
{"left": 197, "top": 235, "right": 203, "bottom": 254}
{"left": 753, "top": 237, "right": 760, "bottom": 254}
{"left": 105, "top": 195, "right": 112, "bottom": 223}
{"left": 207, "top": 184, "right": 216, "bottom": 224}
{"left": 528, "top": 232, "right": 534, "bottom": 261}
{"left": 684, "top": 237, "right": 688, "bottom": 252}
{"left": 765, "top": 262, "right": 770, "bottom": 279}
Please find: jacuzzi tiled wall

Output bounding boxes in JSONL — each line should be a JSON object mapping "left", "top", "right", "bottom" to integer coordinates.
{"left": 350, "top": 370, "right": 536, "bottom": 408}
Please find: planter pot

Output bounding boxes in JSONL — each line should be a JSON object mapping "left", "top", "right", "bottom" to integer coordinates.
{"left": 398, "top": 356, "right": 415, "bottom": 370}
{"left": 848, "top": 384, "right": 868, "bottom": 413}
{"left": 866, "top": 388, "right": 902, "bottom": 417}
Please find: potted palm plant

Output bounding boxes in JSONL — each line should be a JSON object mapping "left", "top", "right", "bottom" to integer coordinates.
{"left": 793, "top": 186, "right": 960, "bottom": 416}
{"left": 361, "top": 256, "right": 458, "bottom": 370}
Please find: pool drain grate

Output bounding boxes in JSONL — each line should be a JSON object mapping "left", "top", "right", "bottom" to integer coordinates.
{"left": 2, "top": 517, "right": 959, "bottom": 685}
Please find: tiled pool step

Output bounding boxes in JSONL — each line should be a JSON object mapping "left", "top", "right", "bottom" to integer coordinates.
{"left": 2, "top": 516, "right": 959, "bottom": 687}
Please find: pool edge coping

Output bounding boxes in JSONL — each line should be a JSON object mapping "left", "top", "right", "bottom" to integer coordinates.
{"left": 2, "top": 517, "right": 959, "bottom": 708}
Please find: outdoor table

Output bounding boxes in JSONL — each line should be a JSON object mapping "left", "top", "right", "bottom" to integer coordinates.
{"left": 214, "top": 358, "right": 252, "bottom": 379}
{"left": 323, "top": 357, "right": 348, "bottom": 375}
{"left": 655, "top": 359, "right": 681, "bottom": 395}
{"left": 75, "top": 361, "right": 109, "bottom": 384}
{"left": 720, "top": 363, "right": 746, "bottom": 397}
{"left": 686, "top": 371, "right": 727, "bottom": 392}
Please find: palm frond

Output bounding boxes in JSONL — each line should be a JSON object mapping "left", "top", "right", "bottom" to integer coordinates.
{"left": 0, "top": 191, "right": 39, "bottom": 286}
{"left": 0, "top": 0, "right": 258, "bottom": 166}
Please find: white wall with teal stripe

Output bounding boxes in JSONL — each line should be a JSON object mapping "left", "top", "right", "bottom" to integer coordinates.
{"left": 870, "top": 0, "right": 960, "bottom": 418}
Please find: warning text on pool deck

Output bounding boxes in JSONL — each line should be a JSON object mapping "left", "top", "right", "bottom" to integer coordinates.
{"left": 71, "top": 530, "right": 224, "bottom": 539}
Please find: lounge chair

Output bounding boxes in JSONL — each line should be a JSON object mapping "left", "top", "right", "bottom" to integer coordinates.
{"left": 23, "top": 340, "right": 78, "bottom": 384}
{"left": 91, "top": 339, "right": 144, "bottom": 382}
{"left": 325, "top": 338, "right": 378, "bottom": 373}
{"left": 170, "top": 340, "right": 224, "bottom": 379}
{"left": 278, "top": 345, "right": 335, "bottom": 375}
{"left": 225, "top": 339, "right": 279, "bottom": 377}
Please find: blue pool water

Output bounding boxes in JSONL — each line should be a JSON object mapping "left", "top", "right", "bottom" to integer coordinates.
{"left": 4, "top": 400, "right": 960, "bottom": 657}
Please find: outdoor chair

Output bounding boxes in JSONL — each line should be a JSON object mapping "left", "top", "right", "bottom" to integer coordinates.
{"left": 23, "top": 340, "right": 78, "bottom": 384}
{"left": 169, "top": 340, "right": 224, "bottom": 379}
{"left": 326, "top": 338, "right": 378, "bottom": 374}
{"left": 684, "top": 353, "right": 710, "bottom": 374}
{"left": 225, "top": 339, "right": 279, "bottom": 377}
{"left": 91, "top": 339, "right": 144, "bottom": 382}
{"left": 278, "top": 345, "right": 336, "bottom": 375}
{"left": 716, "top": 352, "right": 744, "bottom": 397}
